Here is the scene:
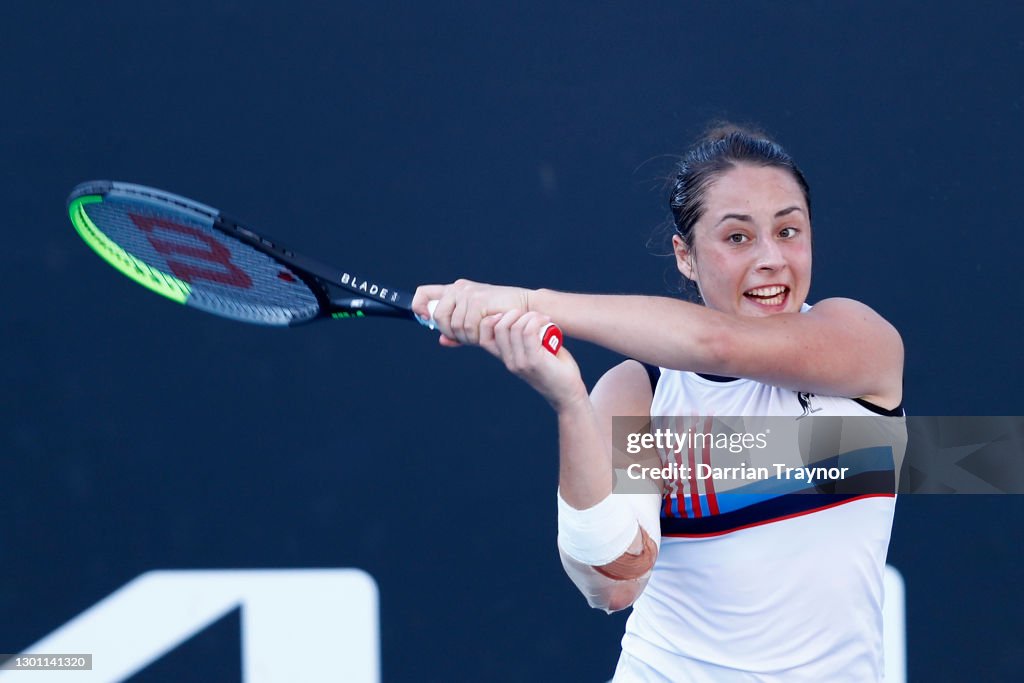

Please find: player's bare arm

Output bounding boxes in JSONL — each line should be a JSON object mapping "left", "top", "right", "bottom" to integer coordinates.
{"left": 477, "top": 313, "right": 661, "bottom": 611}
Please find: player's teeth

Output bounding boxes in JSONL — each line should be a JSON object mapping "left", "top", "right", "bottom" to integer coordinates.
{"left": 746, "top": 286, "right": 786, "bottom": 296}
{"left": 745, "top": 288, "right": 786, "bottom": 305}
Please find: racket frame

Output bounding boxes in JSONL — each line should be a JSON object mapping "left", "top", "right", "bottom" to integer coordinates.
{"left": 68, "top": 181, "right": 421, "bottom": 326}
{"left": 68, "top": 180, "right": 562, "bottom": 352}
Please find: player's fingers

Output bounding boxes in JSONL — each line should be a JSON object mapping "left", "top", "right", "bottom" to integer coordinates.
{"left": 433, "top": 296, "right": 460, "bottom": 340}
{"left": 478, "top": 313, "right": 502, "bottom": 357}
{"left": 521, "top": 313, "right": 551, "bottom": 355}
{"left": 452, "top": 294, "right": 475, "bottom": 348}
{"left": 506, "top": 312, "right": 528, "bottom": 368}
{"left": 438, "top": 335, "right": 462, "bottom": 349}
{"left": 508, "top": 311, "right": 546, "bottom": 369}
{"left": 413, "top": 284, "right": 447, "bottom": 319}
{"left": 462, "top": 303, "right": 486, "bottom": 346}
{"left": 492, "top": 309, "right": 520, "bottom": 367}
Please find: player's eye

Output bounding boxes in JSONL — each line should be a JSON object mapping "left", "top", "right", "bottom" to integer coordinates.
{"left": 728, "top": 233, "right": 748, "bottom": 244}
{"left": 779, "top": 227, "right": 798, "bottom": 238}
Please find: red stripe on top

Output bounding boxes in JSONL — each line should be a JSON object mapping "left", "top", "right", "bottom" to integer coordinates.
{"left": 687, "top": 425, "right": 701, "bottom": 518}
{"left": 662, "top": 421, "right": 681, "bottom": 518}
{"left": 703, "top": 416, "right": 720, "bottom": 515}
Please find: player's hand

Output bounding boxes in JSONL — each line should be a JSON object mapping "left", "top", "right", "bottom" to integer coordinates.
{"left": 479, "top": 309, "right": 587, "bottom": 411}
{"left": 413, "top": 280, "right": 531, "bottom": 348}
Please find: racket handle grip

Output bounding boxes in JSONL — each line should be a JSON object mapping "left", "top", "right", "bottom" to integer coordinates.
{"left": 423, "top": 300, "right": 563, "bottom": 355}
{"left": 539, "top": 322, "right": 564, "bottom": 355}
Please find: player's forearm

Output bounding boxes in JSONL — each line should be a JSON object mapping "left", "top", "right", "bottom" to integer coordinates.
{"left": 554, "top": 396, "right": 614, "bottom": 508}
{"left": 554, "top": 397, "right": 661, "bottom": 612}
{"left": 530, "top": 289, "right": 729, "bottom": 372}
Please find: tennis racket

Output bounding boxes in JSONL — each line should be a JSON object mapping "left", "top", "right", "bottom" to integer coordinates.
{"left": 67, "top": 181, "right": 563, "bottom": 353}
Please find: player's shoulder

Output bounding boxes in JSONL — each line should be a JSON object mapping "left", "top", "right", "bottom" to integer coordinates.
{"left": 809, "top": 298, "right": 904, "bottom": 407}
{"left": 807, "top": 297, "right": 894, "bottom": 323}
{"left": 805, "top": 297, "right": 903, "bottom": 342}
{"left": 591, "top": 360, "right": 655, "bottom": 414}
{"left": 595, "top": 359, "right": 653, "bottom": 393}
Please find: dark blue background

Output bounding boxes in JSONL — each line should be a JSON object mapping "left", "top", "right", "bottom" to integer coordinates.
{"left": 3, "top": 2, "right": 1022, "bottom": 680}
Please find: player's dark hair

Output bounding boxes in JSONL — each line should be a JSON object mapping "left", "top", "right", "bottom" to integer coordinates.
{"left": 669, "top": 123, "right": 811, "bottom": 249}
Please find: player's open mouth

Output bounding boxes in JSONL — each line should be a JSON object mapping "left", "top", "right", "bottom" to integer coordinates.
{"left": 744, "top": 285, "right": 789, "bottom": 307}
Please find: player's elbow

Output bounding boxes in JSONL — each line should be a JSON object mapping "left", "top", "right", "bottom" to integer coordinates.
{"left": 576, "top": 575, "right": 649, "bottom": 613}
{"left": 599, "top": 582, "right": 647, "bottom": 613}
{"left": 560, "top": 541, "right": 655, "bottom": 614}
{"left": 593, "top": 538, "right": 658, "bottom": 582}
{"left": 579, "top": 536, "right": 659, "bottom": 612}
{"left": 591, "top": 555, "right": 657, "bottom": 612}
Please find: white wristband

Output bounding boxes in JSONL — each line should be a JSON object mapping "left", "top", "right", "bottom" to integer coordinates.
{"left": 556, "top": 489, "right": 639, "bottom": 567}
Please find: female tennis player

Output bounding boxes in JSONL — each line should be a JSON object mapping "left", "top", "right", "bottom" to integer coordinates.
{"left": 413, "top": 125, "right": 905, "bottom": 682}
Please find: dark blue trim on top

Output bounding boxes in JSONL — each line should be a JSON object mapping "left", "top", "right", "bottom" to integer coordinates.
{"left": 853, "top": 397, "right": 904, "bottom": 416}
{"left": 641, "top": 362, "right": 660, "bottom": 393}
{"left": 697, "top": 373, "right": 739, "bottom": 382}
{"left": 687, "top": 369, "right": 905, "bottom": 416}
{"left": 660, "top": 490, "right": 893, "bottom": 537}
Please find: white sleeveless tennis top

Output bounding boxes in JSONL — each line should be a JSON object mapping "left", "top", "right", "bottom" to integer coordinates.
{"left": 616, "top": 342, "right": 905, "bottom": 681}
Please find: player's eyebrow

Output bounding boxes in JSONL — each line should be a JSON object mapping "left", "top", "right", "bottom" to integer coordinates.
{"left": 774, "top": 206, "right": 804, "bottom": 219}
{"left": 716, "top": 206, "right": 804, "bottom": 226}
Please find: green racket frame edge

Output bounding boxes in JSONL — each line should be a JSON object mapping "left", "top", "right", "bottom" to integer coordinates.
{"left": 68, "top": 186, "right": 195, "bottom": 306}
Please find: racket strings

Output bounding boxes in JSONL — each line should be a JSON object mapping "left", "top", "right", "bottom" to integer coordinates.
{"left": 81, "top": 197, "right": 321, "bottom": 325}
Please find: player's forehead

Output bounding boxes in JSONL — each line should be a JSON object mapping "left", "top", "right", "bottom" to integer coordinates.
{"left": 703, "top": 164, "right": 808, "bottom": 220}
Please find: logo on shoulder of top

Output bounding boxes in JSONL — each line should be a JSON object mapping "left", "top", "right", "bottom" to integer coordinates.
{"left": 797, "top": 392, "right": 822, "bottom": 419}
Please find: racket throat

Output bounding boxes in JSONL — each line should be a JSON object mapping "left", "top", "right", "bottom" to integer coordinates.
{"left": 325, "top": 297, "right": 414, "bottom": 321}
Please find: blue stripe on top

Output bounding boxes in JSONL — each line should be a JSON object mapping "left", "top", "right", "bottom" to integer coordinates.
{"left": 660, "top": 446, "right": 896, "bottom": 535}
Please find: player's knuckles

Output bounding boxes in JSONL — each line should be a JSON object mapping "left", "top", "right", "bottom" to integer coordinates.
{"left": 453, "top": 278, "right": 483, "bottom": 298}
{"left": 510, "top": 313, "right": 532, "bottom": 330}
{"left": 521, "top": 312, "right": 547, "bottom": 333}
{"left": 495, "top": 310, "right": 519, "bottom": 329}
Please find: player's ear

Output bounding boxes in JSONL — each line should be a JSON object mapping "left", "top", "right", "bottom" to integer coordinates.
{"left": 673, "top": 234, "right": 697, "bottom": 282}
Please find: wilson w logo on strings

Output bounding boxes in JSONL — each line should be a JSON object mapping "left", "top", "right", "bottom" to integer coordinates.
{"left": 128, "top": 213, "right": 253, "bottom": 289}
